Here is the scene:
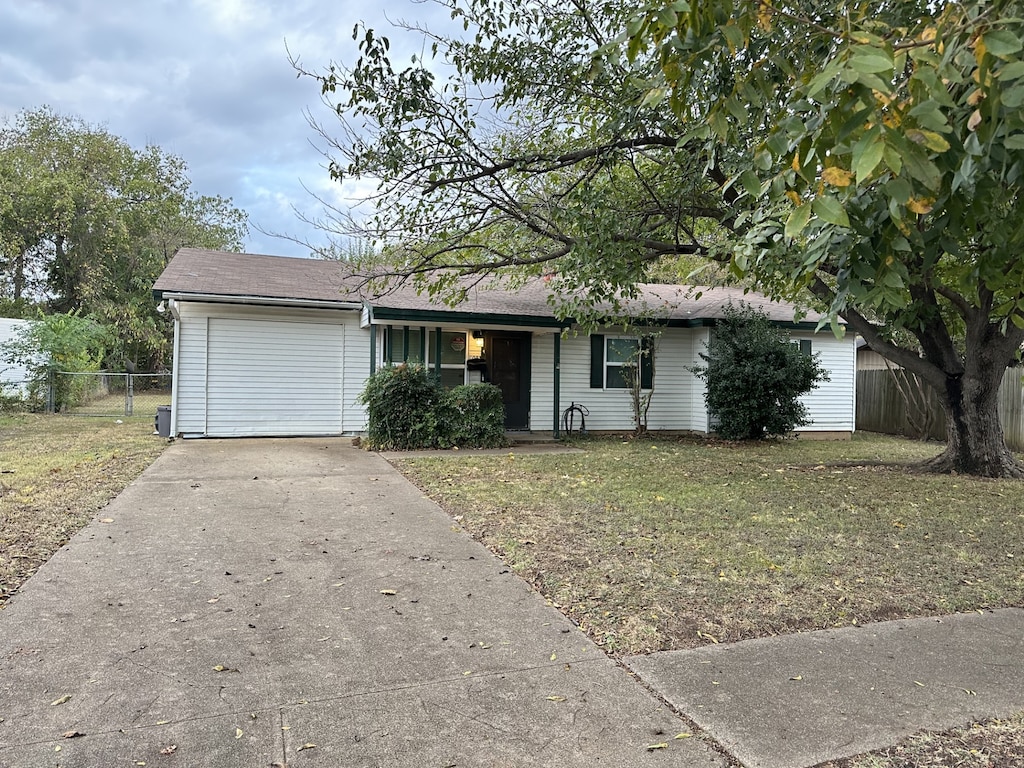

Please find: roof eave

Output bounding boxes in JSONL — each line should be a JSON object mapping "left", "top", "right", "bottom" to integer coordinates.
{"left": 154, "top": 291, "right": 362, "bottom": 311}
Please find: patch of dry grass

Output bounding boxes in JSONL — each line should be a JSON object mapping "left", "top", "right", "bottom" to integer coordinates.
{"left": 396, "top": 434, "right": 1024, "bottom": 656}
{"left": 816, "top": 713, "right": 1024, "bottom": 768}
{"left": 0, "top": 413, "right": 167, "bottom": 605}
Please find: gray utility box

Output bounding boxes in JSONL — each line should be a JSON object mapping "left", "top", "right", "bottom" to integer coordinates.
{"left": 155, "top": 405, "right": 171, "bottom": 437}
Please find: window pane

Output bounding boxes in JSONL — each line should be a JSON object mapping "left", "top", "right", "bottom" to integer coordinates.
{"left": 606, "top": 365, "right": 629, "bottom": 389}
{"left": 606, "top": 338, "right": 638, "bottom": 364}
{"left": 438, "top": 368, "right": 465, "bottom": 390}
{"left": 442, "top": 332, "right": 468, "bottom": 364}
{"left": 407, "top": 329, "right": 423, "bottom": 363}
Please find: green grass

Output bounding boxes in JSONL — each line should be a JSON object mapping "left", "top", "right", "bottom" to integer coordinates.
{"left": 396, "top": 433, "right": 1024, "bottom": 656}
{"left": 0, "top": 413, "right": 168, "bottom": 605}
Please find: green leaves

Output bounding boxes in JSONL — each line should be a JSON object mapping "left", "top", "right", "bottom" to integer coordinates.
{"left": 812, "top": 196, "right": 851, "bottom": 228}
{"left": 984, "top": 30, "right": 1023, "bottom": 60}
{"left": 853, "top": 134, "right": 885, "bottom": 183}
{"left": 785, "top": 203, "right": 812, "bottom": 239}
{"left": 849, "top": 47, "right": 894, "bottom": 75}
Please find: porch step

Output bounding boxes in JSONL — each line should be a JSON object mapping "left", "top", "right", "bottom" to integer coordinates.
{"left": 506, "top": 431, "right": 559, "bottom": 444}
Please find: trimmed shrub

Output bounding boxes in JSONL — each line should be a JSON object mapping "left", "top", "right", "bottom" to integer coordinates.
{"left": 444, "top": 383, "right": 506, "bottom": 448}
{"left": 358, "top": 365, "right": 508, "bottom": 450}
{"left": 693, "top": 304, "right": 828, "bottom": 440}
{"left": 358, "top": 364, "right": 442, "bottom": 450}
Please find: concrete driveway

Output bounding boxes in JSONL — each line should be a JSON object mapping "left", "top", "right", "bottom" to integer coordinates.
{"left": 0, "top": 439, "right": 723, "bottom": 767}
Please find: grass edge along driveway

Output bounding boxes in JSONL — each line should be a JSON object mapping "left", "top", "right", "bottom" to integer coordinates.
{"left": 0, "top": 413, "right": 167, "bottom": 606}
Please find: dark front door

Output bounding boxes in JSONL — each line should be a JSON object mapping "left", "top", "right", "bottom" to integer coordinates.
{"left": 485, "top": 332, "right": 531, "bottom": 429}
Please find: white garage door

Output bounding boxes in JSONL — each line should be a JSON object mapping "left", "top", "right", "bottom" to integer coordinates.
{"left": 205, "top": 317, "right": 343, "bottom": 437}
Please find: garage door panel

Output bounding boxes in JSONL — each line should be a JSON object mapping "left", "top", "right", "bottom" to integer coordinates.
{"left": 205, "top": 317, "right": 343, "bottom": 437}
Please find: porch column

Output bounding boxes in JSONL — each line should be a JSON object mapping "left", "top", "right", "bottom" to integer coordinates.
{"left": 433, "top": 327, "right": 442, "bottom": 377}
{"left": 553, "top": 331, "right": 561, "bottom": 439}
{"left": 384, "top": 324, "right": 394, "bottom": 364}
{"left": 369, "top": 325, "right": 377, "bottom": 374}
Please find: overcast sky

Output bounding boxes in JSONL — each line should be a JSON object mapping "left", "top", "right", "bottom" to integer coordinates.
{"left": 0, "top": 0, "right": 452, "bottom": 258}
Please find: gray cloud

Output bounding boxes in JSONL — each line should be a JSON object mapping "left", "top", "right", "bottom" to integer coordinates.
{"left": 0, "top": 0, "right": 454, "bottom": 257}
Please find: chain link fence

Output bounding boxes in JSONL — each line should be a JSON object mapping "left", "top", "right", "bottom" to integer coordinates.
{"left": 15, "top": 372, "right": 173, "bottom": 418}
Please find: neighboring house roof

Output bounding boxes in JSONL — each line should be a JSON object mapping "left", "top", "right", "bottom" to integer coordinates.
{"left": 153, "top": 248, "right": 828, "bottom": 328}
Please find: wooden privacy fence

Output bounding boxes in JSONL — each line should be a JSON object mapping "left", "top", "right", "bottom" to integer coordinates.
{"left": 856, "top": 368, "right": 1024, "bottom": 451}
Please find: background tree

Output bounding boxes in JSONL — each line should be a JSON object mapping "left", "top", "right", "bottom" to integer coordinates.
{"left": 303, "top": 0, "right": 1024, "bottom": 477}
{"left": 1, "top": 311, "right": 110, "bottom": 411}
{"left": 0, "top": 107, "right": 248, "bottom": 370}
{"left": 693, "top": 305, "right": 827, "bottom": 440}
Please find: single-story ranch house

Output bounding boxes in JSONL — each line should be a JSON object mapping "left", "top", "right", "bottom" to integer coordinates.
{"left": 152, "top": 248, "right": 855, "bottom": 439}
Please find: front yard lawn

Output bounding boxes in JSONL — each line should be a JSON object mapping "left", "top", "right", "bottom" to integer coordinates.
{"left": 0, "top": 414, "right": 167, "bottom": 606}
{"left": 396, "top": 433, "right": 1024, "bottom": 657}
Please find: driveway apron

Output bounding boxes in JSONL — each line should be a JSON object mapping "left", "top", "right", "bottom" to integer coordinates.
{"left": 0, "top": 439, "right": 724, "bottom": 767}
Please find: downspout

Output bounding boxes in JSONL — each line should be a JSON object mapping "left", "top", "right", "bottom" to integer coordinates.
{"left": 169, "top": 299, "right": 181, "bottom": 436}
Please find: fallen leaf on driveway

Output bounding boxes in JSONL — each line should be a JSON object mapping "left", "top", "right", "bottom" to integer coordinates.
{"left": 646, "top": 742, "right": 668, "bottom": 751}
{"left": 235, "top": 728, "right": 243, "bottom": 739}
{"left": 62, "top": 730, "right": 85, "bottom": 738}
{"left": 380, "top": 589, "right": 397, "bottom": 595}
{"left": 297, "top": 743, "right": 316, "bottom": 751}
{"left": 99, "top": 518, "right": 114, "bottom": 523}
{"left": 212, "top": 665, "right": 239, "bottom": 673}
{"left": 159, "top": 745, "right": 177, "bottom": 755}
{"left": 545, "top": 695, "right": 566, "bottom": 702}
{"left": 50, "top": 695, "right": 71, "bottom": 706}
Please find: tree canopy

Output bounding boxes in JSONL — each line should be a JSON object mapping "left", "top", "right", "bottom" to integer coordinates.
{"left": 0, "top": 107, "right": 248, "bottom": 370}
{"left": 303, "top": 0, "right": 1024, "bottom": 476}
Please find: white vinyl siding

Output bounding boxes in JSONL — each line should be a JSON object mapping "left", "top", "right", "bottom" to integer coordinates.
{"left": 531, "top": 326, "right": 850, "bottom": 434}
{"left": 172, "top": 303, "right": 365, "bottom": 437}
{"left": 531, "top": 332, "right": 556, "bottom": 432}
{"left": 551, "top": 327, "right": 706, "bottom": 432}
{"left": 791, "top": 331, "right": 856, "bottom": 432}
{"left": 0, "top": 318, "right": 35, "bottom": 394}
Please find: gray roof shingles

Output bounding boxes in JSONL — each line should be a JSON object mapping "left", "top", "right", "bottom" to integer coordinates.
{"left": 153, "top": 248, "right": 824, "bottom": 325}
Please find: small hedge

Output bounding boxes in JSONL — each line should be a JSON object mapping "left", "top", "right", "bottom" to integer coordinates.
{"left": 358, "top": 364, "right": 507, "bottom": 450}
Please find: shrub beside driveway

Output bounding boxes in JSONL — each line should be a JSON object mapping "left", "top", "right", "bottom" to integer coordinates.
{"left": 0, "top": 414, "right": 167, "bottom": 606}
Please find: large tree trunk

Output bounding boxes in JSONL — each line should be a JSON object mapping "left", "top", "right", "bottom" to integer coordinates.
{"left": 923, "top": 370, "right": 1024, "bottom": 477}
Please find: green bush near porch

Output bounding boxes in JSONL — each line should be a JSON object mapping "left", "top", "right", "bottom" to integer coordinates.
{"left": 359, "top": 364, "right": 506, "bottom": 450}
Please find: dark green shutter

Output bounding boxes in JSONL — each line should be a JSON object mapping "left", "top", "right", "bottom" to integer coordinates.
{"left": 590, "top": 334, "right": 605, "bottom": 388}
{"left": 640, "top": 336, "right": 654, "bottom": 389}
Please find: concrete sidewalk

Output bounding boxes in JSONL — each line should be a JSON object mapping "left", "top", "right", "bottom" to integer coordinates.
{"left": 2, "top": 438, "right": 1022, "bottom": 768}
{"left": 627, "top": 608, "right": 1024, "bottom": 768}
{"left": 0, "top": 439, "right": 723, "bottom": 767}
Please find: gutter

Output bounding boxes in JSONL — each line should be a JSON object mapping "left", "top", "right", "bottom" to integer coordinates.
{"left": 152, "top": 291, "right": 363, "bottom": 312}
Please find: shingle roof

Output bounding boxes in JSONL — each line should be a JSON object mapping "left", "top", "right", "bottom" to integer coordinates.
{"left": 153, "top": 248, "right": 826, "bottom": 325}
